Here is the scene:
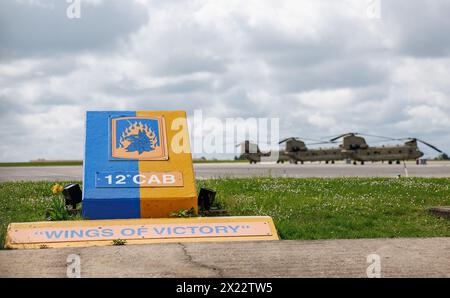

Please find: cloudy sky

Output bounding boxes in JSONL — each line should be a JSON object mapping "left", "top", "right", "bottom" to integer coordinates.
{"left": 1, "top": 0, "right": 449, "bottom": 161}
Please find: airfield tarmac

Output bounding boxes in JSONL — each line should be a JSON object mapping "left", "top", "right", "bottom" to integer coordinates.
{"left": 1, "top": 161, "right": 450, "bottom": 181}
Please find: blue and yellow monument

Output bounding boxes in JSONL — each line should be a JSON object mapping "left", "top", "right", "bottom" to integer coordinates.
{"left": 5, "top": 110, "right": 278, "bottom": 249}
{"left": 83, "top": 111, "right": 197, "bottom": 219}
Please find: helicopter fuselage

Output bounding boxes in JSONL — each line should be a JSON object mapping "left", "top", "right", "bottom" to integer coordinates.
{"left": 284, "top": 148, "right": 344, "bottom": 163}
{"left": 240, "top": 151, "right": 292, "bottom": 164}
{"left": 342, "top": 145, "right": 424, "bottom": 162}
{"left": 240, "top": 135, "right": 432, "bottom": 165}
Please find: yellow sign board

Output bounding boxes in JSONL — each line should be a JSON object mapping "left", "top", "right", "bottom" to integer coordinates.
{"left": 5, "top": 216, "right": 279, "bottom": 249}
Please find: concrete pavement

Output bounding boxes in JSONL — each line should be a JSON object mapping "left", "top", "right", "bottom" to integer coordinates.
{"left": 1, "top": 162, "right": 450, "bottom": 181}
{"left": 195, "top": 162, "right": 450, "bottom": 178}
{"left": 1, "top": 237, "right": 449, "bottom": 277}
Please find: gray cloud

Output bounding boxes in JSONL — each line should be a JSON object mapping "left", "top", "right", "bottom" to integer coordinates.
{"left": 0, "top": 0, "right": 449, "bottom": 161}
{"left": 382, "top": 0, "right": 450, "bottom": 57}
{"left": 0, "top": 0, "right": 148, "bottom": 58}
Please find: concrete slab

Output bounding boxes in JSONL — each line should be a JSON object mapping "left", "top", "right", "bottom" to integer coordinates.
{"left": 1, "top": 237, "right": 449, "bottom": 278}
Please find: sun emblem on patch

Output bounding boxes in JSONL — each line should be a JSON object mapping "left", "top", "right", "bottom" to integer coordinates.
{"left": 111, "top": 116, "right": 168, "bottom": 160}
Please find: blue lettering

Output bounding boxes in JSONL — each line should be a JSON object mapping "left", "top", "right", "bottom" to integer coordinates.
{"left": 187, "top": 226, "right": 200, "bottom": 234}
{"left": 137, "top": 228, "right": 148, "bottom": 236}
{"left": 86, "top": 229, "right": 100, "bottom": 237}
{"left": 215, "top": 226, "right": 228, "bottom": 234}
{"left": 121, "top": 228, "right": 135, "bottom": 236}
{"left": 173, "top": 227, "right": 186, "bottom": 235}
{"left": 70, "top": 230, "right": 84, "bottom": 238}
{"left": 101, "top": 229, "right": 114, "bottom": 237}
{"left": 199, "top": 226, "right": 214, "bottom": 234}
{"left": 228, "top": 225, "right": 240, "bottom": 233}
{"left": 153, "top": 227, "right": 165, "bottom": 235}
{"left": 44, "top": 230, "right": 63, "bottom": 239}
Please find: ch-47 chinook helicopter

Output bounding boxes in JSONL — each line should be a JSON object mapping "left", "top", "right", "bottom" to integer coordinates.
{"left": 237, "top": 140, "right": 291, "bottom": 164}
{"left": 329, "top": 133, "right": 443, "bottom": 165}
{"left": 278, "top": 137, "right": 344, "bottom": 164}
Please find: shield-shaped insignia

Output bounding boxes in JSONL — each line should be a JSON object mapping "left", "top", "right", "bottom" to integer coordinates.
{"left": 111, "top": 116, "right": 168, "bottom": 160}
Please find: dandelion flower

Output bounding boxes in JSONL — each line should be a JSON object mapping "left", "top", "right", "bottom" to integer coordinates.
{"left": 51, "top": 184, "right": 63, "bottom": 194}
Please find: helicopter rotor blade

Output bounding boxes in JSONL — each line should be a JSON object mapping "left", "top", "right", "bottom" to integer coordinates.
{"left": 301, "top": 137, "right": 328, "bottom": 143}
{"left": 279, "top": 137, "right": 308, "bottom": 144}
{"left": 329, "top": 133, "right": 354, "bottom": 142}
{"left": 329, "top": 132, "right": 397, "bottom": 142}
{"left": 416, "top": 139, "right": 443, "bottom": 153}
{"left": 235, "top": 140, "right": 254, "bottom": 147}
{"left": 306, "top": 141, "right": 339, "bottom": 146}
{"left": 357, "top": 133, "right": 397, "bottom": 140}
{"left": 393, "top": 137, "right": 443, "bottom": 153}
{"left": 235, "top": 141, "right": 247, "bottom": 147}
{"left": 279, "top": 137, "right": 295, "bottom": 144}
{"left": 280, "top": 137, "right": 335, "bottom": 145}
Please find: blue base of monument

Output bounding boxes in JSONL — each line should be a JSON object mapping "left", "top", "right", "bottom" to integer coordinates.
{"left": 82, "top": 198, "right": 141, "bottom": 220}
{"left": 83, "top": 111, "right": 142, "bottom": 220}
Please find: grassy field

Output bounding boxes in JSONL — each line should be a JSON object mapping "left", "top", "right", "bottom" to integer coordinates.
{"left": 200, "top": 178, "right": 450, "bottom": 240}
{"left": 1, "top": 178, "right": 449, "bottom": 248}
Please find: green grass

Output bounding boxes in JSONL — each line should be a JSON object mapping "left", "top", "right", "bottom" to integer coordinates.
{"left": 0, "top": 181, "right": 80, "bottom": 249}
{"left": 198, "top": 178, "right": 450, "bottom": 240}
{"left": 1, "top": 178, "right": 449, "bottom": 249}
